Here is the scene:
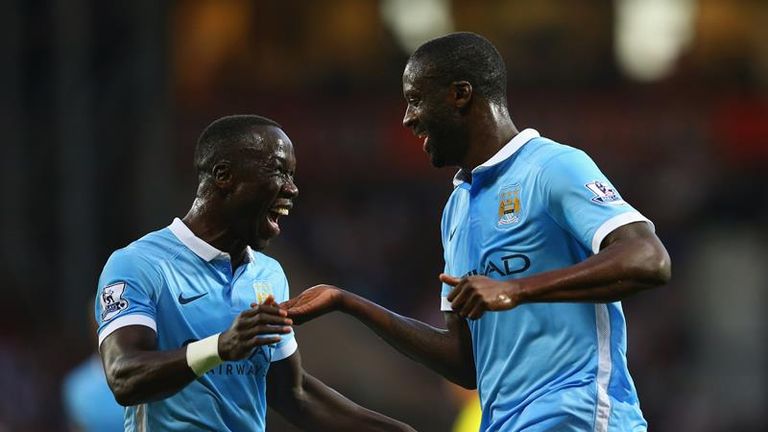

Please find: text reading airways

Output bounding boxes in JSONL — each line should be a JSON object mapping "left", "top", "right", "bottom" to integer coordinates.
{"left": 462, "top": 254, "right": 531, "bottom": 278}
{"left": 183, "top": 339, "right": 272, "bottom": 376}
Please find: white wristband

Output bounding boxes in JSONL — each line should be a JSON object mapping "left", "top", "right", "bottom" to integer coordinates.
{"left": 186, "top": 333, "right": 223, "bottom": 376}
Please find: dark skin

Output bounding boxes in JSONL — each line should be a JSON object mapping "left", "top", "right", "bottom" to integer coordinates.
{"left": 100, "top": 126, "right": 414, "bottom": 431}
{"left": 281, "top": 58, "right": 672, "bottom": 389}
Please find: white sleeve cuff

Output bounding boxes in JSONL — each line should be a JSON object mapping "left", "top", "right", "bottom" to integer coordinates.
{"left": 440, "top": 296, "right": 452, "bottom": 312}
{"left": 271, "top": 336, "right": 298, "bottom": 362}
{"left": 98, "top": 314, "right": 157, "bottom": 348}
{"left": 591, "top": 212, "right": 655, "bottom": 254}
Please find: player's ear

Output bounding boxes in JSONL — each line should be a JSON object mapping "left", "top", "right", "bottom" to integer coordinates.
{"left": 211, "top": 160, "right": 233, "bottom": 190}
{"left": 452, "top": 81, "right": 472, "bottom": 109}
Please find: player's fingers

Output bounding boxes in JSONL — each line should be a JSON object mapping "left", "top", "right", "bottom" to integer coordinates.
{"left": 243, "top": 303, "right": 287, "bottom": 318}
{"left": 285, "top": 310, "right": 315, "bottom": 326}
{"left": 284, "top": 295, "right": 327, "bottom": 315}
{"left": 239, "top": 313, "right": 293, "bottom": 328}
{"left": 439, "top": 273, "right": 461, "bottom": 287}
{"left": 284, "top": 305, "right": 309, "bottom": 317}
{"left": 279, "top": 294, "right": 317, "bottom": 312}
{"left": 449, "top": 281, "right": 472, "bottom": 308}
{"left": 467, "top": 300, "right": 487, "bottom": 320}
{"left": 246, "top": 335, "right": 282, "bottom": 347}
{"left": 241, "top": 325, "right": 292, "bottom": 339}
{"left": 278, "top": 298, "right": 296, "bottom": 310}
{"left": 285, "top": 307, "right": 319, "bottom": 325}
{"left": 458, "top": 291, "right": 481, "bottom": 318}
{"left": 446, "top": 279, "right": 466, "bottom": 301}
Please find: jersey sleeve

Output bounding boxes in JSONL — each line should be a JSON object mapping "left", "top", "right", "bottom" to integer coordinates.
{"left": 95, "top": 248, "right": 161, "bottom": 348}
{"left": 540, "top": 149, "right": 654, "bottom": 254}
{"left": 270, "top": 265, "right": 298, "bottom": 362}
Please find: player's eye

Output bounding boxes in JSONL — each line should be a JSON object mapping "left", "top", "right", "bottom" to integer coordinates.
{"left": 276, "top": 168, "right": 293, "bottom": 181}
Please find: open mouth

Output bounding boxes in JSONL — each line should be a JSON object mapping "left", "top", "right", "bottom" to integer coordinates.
{"left": 417, "top": 132, "right": 430, "bottom": 152}
{"left": 265, "top": 204, "right": 291, "bottom": 236}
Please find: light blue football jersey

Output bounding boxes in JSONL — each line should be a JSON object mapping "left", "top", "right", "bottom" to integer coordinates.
{"left": 440, "top": 129, "right": 652, "bottom": 432}
{"left": 63, "top": 355, "right": 125, "bottom": 432}
{"left": 95, "top": 218, "right": 297, "bottom": 432}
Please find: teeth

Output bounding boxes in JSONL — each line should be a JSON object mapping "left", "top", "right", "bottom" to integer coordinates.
{"left": 272, "top": 208, "right": 289, "bottom": 216}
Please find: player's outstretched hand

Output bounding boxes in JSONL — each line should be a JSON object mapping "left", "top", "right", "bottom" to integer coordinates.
{"left": 440, "top": 274, "right": 520, "bottom": 320}
{"left": 218, "top": 295, "right": 293, "bottom": 361}
{"left": 280, "top": 284, "right": 344, "bottom": 325}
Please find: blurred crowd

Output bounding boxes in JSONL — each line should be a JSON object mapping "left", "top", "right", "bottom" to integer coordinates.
{"left": 1, "top": 1, "right": 766, "bottom": 431}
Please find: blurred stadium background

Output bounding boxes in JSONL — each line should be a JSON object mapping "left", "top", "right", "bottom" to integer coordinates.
{"left": 1, "top": 0, "right": 766, "bottom": 431}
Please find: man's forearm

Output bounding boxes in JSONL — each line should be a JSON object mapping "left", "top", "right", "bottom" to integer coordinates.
{"left": 341, "top": 293, "right": 475, "bottom": 388}
{"left": 104, "top": 347, "right": 196, "bottom": 406}
{"left": 444, "top": 222, "right": 672, "bottom": 319}
{"left": 518, "top": 235, "right": 670, "bottom": 303}
{"left": 287, "top": 373, "right": 414, "bottom": 431}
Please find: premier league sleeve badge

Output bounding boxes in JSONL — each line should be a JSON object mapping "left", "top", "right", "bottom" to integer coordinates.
{"left": 100, "top": 282, "right": 129, "bottom": 321}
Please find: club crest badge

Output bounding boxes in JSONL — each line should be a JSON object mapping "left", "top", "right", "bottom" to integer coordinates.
{"left": 585, "top": 181, "right": 625, "bottom": 205}
{"left": 497, "top": 184, "right": 522, "bottom": 227}
{"left": 253, "top": 281, "right": 274, "bottom": 304}
{"left": 100, "top": 282, "right": 129, "bottom": 321}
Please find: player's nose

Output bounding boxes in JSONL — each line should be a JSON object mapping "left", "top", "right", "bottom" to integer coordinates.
{"left": 283, "top": 178, "right": 299, "bottom": 198}
{"left": 402, "top": 106, "right": 417, "bottom": 130}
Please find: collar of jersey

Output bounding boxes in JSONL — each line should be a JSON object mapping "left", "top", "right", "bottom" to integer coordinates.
{"left": 452, "top": 128, "right": 540, "bottom": 188}
{"left": 168, "top": 217, "right": 253, "bottom": 263}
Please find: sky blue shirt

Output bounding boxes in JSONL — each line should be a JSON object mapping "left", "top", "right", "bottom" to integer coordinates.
{"left": 63, "top": 355, "right": 125, "bottom": 432}
{"left": 95, "top": 218, "right": 297, "bottom": 432}
{"left": 440, "top": 129, "right": 651, "bottom": 432}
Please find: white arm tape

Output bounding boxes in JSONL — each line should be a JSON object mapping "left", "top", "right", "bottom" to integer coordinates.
{"left": 186, "top": 333, "right": 223, "bottom": 376}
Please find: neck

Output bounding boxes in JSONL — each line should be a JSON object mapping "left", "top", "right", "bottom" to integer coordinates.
{"left": 182, "top": 198, "right": 248, "bottom": 267}
{"left": 460, "top": 103, "right": 518, "bottom": 171}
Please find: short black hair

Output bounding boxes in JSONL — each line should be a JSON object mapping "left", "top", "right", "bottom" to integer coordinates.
{"left": 410, "top": 32, "right": 507, "bottom": 105}
{"left": 194, "top": 114, "right": 282, "bottom": 182}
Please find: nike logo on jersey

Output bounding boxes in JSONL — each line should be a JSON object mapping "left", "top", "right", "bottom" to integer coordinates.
{"left": 178, "top": 292, "right": 208, "bottom": 305}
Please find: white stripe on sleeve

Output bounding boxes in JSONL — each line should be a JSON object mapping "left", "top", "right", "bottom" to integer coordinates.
{"left": 591, "top": 212, "right": 654, "bottom": 254}
{"left": 98, "top": 314, "right": 157, "bottom": 349}
{"left": 271, "top": 336, "right": 298, "bottom": 362}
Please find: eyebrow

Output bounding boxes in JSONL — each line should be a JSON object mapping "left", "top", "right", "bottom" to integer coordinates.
{"left": 269, "top": 155, "right": 295, "bottom": 171}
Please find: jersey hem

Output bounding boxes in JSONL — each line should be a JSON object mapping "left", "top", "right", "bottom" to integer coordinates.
{"left": 440, "top": 296, "right": 452, "bottom": 312}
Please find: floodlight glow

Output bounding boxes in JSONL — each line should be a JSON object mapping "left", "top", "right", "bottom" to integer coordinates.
{"left": 380, "top": 0, "right": 454, "bottom": 53}
{"left": 615, "top": 0, "right": 696, "bottom": 81}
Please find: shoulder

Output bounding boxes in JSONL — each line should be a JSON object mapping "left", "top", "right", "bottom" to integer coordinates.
{"left": 516, "top": 139, "right": 604, "bottom": 192}
{"left": 517, "top": 137, "right": 587, "bottom": 171}
{"left": 102, "top": 229, "right": 177, "bottom": 280}
{"left": 251, "top": 251, "right": 286, "bottom": 276}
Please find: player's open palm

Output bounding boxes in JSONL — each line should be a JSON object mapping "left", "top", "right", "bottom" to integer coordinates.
{"left": 218, "top": 296, "right": 293, "bottom": 361}
{"left": 441, "top": 274, "right": 520, "bottom": 320}
{"left": 280, "top": 284, "right": 344, "bottom": 324}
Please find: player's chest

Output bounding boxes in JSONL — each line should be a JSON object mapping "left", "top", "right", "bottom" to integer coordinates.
{"left": 159, "top": 267, "right": 283, "bottom": 334}
{"left": 447, "top": 180, "right": 565, "bottom": 281}
{"left": 448, "top": 181, "right": 548, "bottom": 249}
